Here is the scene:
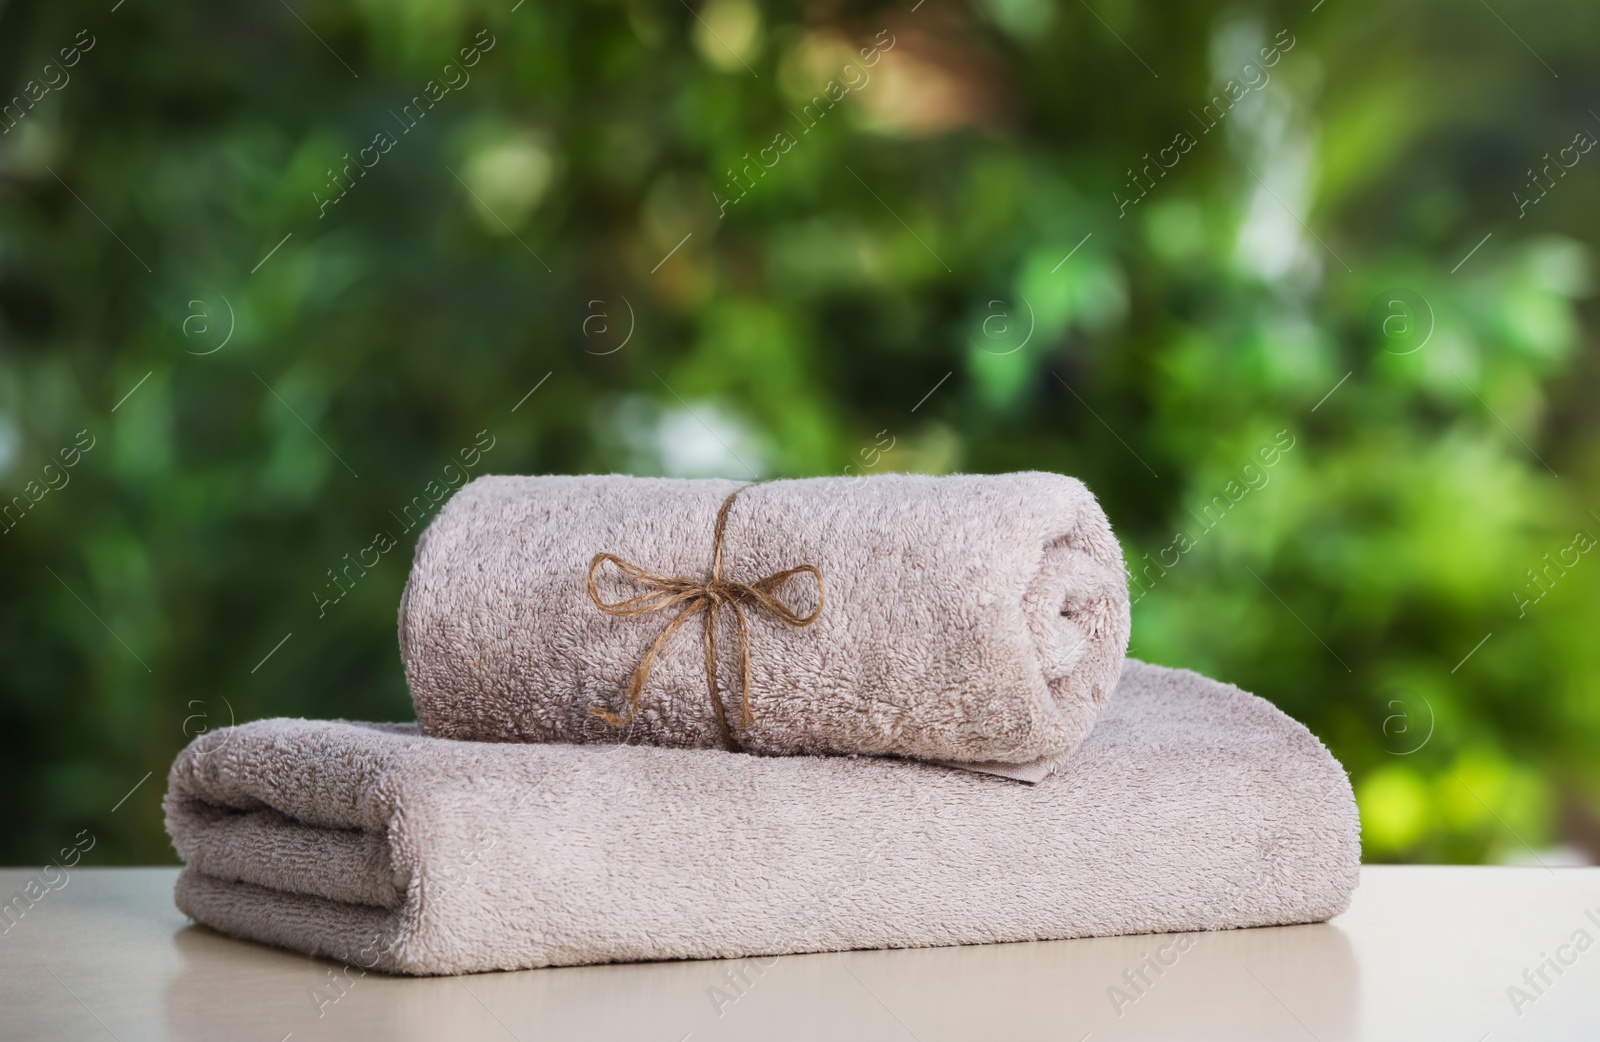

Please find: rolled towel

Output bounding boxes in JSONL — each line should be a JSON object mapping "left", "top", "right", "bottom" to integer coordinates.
{"left": 164, "top": 661, "right": 1361, "bottom": 975}
{"left": 399, "top": 472, "right": 1131, "bottom": 781}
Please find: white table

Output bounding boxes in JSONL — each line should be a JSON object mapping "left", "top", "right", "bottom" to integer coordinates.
{"left": 1, "top": 866, "right": 1596, "bottom": 1040}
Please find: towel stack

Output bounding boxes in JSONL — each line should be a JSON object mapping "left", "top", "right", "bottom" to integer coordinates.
{"left": 165, "top": 473, "right": 1360, "bottom": 976}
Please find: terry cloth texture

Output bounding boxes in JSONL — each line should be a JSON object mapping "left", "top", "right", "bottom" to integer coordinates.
{"left": 399, "top": 472, "right": 1131, "bottom": 781}
{"left": 164, "top": 660, "right": 1360, "bottom": 976}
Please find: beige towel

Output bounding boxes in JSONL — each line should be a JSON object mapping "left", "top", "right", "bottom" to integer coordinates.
{"left": 399, "top": 472, "right": 1130, "bottom": 780}
{"left": 164, "top": 661, "right": 1360, "bottom": 976}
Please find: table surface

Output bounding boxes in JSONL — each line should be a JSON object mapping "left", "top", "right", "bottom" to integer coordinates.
{"left": 1, "top": 866, "right": 1596, "bottom": 1042}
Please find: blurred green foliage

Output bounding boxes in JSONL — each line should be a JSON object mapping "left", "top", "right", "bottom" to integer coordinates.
{"left": 2, "top": 0, "right": 1597, "bottom": 867}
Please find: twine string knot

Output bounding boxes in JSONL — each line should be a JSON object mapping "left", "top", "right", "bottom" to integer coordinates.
{"left": 585, "top": 486, "right": 824, "bottom": 750}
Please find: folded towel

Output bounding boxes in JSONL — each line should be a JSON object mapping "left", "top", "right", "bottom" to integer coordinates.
{"left": 399, "top": 472, "right": 1131, "bottom": 780}
{"left": 164, "top": 661, "right": 1360, "bottom": 975}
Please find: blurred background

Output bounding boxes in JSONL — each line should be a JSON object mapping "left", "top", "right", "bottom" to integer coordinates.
{"left": 2, "top": 0, "right": 1597, "bottom": 867}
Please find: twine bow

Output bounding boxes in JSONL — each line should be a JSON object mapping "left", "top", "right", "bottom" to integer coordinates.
{"left": 585, "top": 485, "right": 825, "bottom": 751}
